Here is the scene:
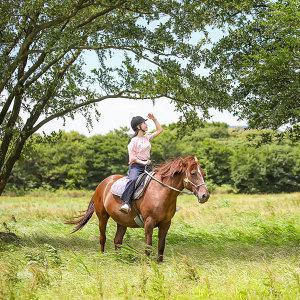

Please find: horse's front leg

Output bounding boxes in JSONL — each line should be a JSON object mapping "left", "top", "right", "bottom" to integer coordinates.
{"left": 144, "top": 217, "right": 155, "bottom": 256}
{"left": 157, "top": 221, "right": 171, "bottom": 262}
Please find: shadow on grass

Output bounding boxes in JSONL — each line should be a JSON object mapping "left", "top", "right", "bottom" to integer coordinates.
{"left": 0, "top": 231, "right": 21, "bottom": 243}
{"left": 20, "top": 234, "right": 101, "bottom": 252}
{"left": 1, "top": 227, "right": 299, "bottom": 263}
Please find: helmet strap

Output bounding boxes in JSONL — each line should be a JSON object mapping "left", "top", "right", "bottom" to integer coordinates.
{"left": 137, "top": 125, "right": 146, "bottom": 133}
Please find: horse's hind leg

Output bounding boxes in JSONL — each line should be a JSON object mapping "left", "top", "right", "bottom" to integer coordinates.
{"left": 114, "top": 223, "right": 127, "bottom": 250}
{"left": 97, "top": 212, "right": 109, "bottom": 253}
{"left": 157, "top": 221, "right": 171, "bottom": 262}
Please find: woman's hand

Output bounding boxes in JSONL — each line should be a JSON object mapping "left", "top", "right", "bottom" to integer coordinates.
{"left": 135, "top": 159, "right": 151, "bottom": 166}
{"left": 147, "top": 113, "right": 156, "bottom": 121}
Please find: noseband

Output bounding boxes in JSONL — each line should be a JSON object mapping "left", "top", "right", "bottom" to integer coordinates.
{"left": 183, "top": 169, "right": 207, "bottom": 196}
{"left": 183, "top": 177, "right": 206, "bottom": 189}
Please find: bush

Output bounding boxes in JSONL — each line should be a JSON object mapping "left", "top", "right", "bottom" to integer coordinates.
{"left": 6, "top": 122, "right": 300, "bottom": 194}
{"left": 230, "top": 144, "right": 300, "bottom": 193}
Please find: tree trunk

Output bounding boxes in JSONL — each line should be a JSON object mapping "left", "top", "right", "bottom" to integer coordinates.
{"left": 0, "top": 133, "right": 29, "bottom": 195}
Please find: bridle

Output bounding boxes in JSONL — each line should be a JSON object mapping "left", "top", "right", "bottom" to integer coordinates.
{"left": 183, "top": 177, "right": 206, "bottom": 189}
{"left": 144, "top": 168, "right": 207, "bottom": 196}
{"left": 183, "top": 168, "right": 207, "bottom": 193}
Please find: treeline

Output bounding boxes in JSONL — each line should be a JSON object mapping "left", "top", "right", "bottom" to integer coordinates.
{"left": 7, "top": 122, "right": 300, "bottom": 194}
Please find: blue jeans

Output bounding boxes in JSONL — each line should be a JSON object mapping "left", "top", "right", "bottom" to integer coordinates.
{"left": 121, "top": 163, "right": 145, "bottom": 204}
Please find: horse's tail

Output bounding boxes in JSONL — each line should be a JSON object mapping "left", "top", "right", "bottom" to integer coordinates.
{"left": 65, "top": 196, "right": 95, "bottom": 233}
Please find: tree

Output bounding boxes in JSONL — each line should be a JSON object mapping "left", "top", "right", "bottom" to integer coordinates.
{"left": 205, "top": 0, "right": 300, "bottom": 129}
{"left": 84, "top": 128, "right": 129, "bottom": 189}
{"left": 5, "top": 123, "right": 300, "bottom": 193}
{"left": 7, "top": 131, "right": 88, "bottom": 189}
{"left": 230, "top": 144, "right": 300, "bottom": 193}
{"left": 0, "top": 0, "right": 275, "bottom": 194}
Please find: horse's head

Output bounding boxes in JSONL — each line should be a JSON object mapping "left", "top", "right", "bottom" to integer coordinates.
{"left": 183, "top": 157, "right": 210, "bottom": 204}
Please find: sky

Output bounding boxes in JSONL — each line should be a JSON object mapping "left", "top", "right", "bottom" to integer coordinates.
{"left": 37, "top": 97, "right": 247, "bottom": 136}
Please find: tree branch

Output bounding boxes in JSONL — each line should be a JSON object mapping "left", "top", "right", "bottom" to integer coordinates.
{"left": 0, "top": 50, "right": 48, "bottom": 126}
{"left": 0, "top": 29, "right": 37, "bottom": 95}
{"left": 24, "top": 50, "right": 69, "bottom": 88}
{"left": 76, "top": 44, "right": 181, "bottom": 59}
{"left": 0, "top": 50, "right": 28, "bottom": 168}
{"left": 31, "top": 92, "right": 125, "bottom": 133}
{"left": 36, "top": 0, "right": 93, "bottom": 31}
{"left": 75, "top": 0, "right": 127, "bottom": 28}
{"left": 31, "top": 91, "right": 195, "bottom": 134}
{"left": 23, "top": 50, "right": 82, "bottom": 133}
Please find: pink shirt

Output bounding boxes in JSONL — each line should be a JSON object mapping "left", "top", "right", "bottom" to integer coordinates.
{"left": 128, "top": 133, "right": 154, "bottom": 164}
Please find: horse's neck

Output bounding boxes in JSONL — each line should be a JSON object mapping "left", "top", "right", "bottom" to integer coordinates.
{"left": 164, "top": 173, "right": 184, "bottom": 190}
{"left": 159, "top": 173, "right": 184, "bottom": 203}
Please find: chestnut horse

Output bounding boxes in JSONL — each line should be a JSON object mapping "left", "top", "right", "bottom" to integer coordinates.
{"left": 68, "top": 156, "right": 210, "bottom": 262}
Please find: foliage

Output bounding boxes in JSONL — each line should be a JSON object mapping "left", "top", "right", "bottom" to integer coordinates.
{"left": 231, "top": 144, "right": 300, "bottom": 193}
{"left": 206, "top": 0, "right": 300, "bottom": 129}
{"left": 1, "top": 0, "right": 252, "bottom": 193}
{"left": 1, "top": 0, "right": 297, "bottom": 194}
{"left": 10, "top": 131, "right": 87, "bottom": 189}
{"left": 197, "top": 139, "right": 233, "bottom": 186}
{"left": 6, "top": 121, "right": 300, "bottom": 193}
{"left": 84, "top": 128, "right": 129, "bottom": 189}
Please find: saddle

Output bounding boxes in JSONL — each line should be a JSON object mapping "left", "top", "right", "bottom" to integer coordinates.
{"left": 111, "top": 171, "right": 155, "bottom": 200}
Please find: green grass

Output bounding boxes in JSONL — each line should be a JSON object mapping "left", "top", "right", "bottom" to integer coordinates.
{"left": 1, "top": 191, "right": 300, "bottom": 299}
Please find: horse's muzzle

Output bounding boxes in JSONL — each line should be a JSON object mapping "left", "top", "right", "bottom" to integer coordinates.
{"left": 197, "top": 193, "right": 210, "bottom": 204}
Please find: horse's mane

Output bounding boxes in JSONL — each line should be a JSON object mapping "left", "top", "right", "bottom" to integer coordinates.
{"left": 154, "top": 156, "right": 197, "bottom": 179}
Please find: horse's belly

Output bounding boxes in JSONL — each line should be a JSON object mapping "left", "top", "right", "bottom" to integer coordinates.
{"left": 104, "top": 193, "right": 141, "bottom": 228}
{"left": 111, "top": 214, "right": 140, "bottom": 228}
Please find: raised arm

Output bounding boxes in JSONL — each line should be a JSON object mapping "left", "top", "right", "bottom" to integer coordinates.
{"left": 147, "top": 113, "right": 163, "bottom": 139}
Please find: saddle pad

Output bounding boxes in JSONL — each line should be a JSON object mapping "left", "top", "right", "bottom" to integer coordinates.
{"left": 111, "top": 177, "right": 129, "bottom": 197}
{"left": 111, "top": 172, "right": 155, "bottom": 200}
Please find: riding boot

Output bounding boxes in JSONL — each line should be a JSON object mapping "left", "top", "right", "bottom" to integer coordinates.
{"left": 120, "top": 202, "right": 131, "bottom": 214}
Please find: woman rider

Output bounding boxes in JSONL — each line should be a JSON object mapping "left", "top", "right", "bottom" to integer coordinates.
{"left": 120, "top": 113, "right": 163, "bottom": 213}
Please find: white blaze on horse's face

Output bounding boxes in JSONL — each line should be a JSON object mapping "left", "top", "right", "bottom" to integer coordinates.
{"left": 197, "top": 166, "right": 210, "bottom": 203}
{"left": 185, "top": 162, "right": 210, "bottom": 204}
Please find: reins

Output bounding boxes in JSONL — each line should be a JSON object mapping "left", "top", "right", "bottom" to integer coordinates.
{"left": 144, "top": 170, "right": 194, "bottom": 195}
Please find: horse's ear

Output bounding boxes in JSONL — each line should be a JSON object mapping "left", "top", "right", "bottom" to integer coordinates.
{"left": 194, "top": 156, "right": 198, "bottom": 163}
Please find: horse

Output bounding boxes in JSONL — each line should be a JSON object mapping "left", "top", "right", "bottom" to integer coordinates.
{"left": 67, "top": 156, "right": 210, "bottom": 262}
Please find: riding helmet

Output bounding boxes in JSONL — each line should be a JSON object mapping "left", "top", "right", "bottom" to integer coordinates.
{"left": 131, "top": 116, "right": 147, "bottom": 131}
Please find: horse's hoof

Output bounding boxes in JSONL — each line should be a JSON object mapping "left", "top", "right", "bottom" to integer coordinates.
{"left": 157, "top": 255, "right": 164, "bottom": 263}
{"left": 115, "top": 244, "right": 122, "bottom": 251}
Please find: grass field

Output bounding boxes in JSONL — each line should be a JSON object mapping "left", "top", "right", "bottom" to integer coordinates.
{"left": 0, "top": 190, "right": 300, "bottom": 299}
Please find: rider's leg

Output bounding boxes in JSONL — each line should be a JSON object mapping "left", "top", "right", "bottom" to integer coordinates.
{"left": 120, "top": 164, "right": 145, "bottom": 213}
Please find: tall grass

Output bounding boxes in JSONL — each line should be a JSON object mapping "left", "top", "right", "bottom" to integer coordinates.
{"left": 0, "top": 191, "right": 300, "bottom": 299}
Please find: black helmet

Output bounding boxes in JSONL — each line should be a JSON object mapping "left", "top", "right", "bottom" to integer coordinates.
{"left": 131, "top": 116, "right": 147, "bottom": 131}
